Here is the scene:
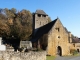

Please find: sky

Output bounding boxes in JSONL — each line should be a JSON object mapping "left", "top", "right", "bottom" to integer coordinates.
{"left": 0, "top": 0, "right": 80, "bottom": 37}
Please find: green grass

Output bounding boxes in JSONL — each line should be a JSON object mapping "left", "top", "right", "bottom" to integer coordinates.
{"left": 73, "top": 53, "right": 80, "bottom": 56}
{"left": 46, "top": 56, "right": 55, "bottom": 60}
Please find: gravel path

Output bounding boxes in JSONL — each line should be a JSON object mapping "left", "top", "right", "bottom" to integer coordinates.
{"left": 55, "top": 52, "right": 80, "bottom": 60}
{"left": 55, "top": 56, "right": 80, "bottom": 60}
{"left": 69, "top": 57, "right": 80, "bottom": 60}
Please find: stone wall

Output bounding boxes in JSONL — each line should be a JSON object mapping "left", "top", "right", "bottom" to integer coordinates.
{"left": 0, "top": 51, "right": 46, "bottom": 60}
{"left": 33, "top": 13, "right": 48, "bottom": 30}
{"left": 75, "top": 43, "right": 80, "bottom": 51}
{"left": 47, "top": 19, "right": 70, "bottom": 56}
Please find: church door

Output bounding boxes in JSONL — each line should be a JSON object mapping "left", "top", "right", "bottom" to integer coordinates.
{"left": 57, "top": 46, "right": 62, "bottom": 56}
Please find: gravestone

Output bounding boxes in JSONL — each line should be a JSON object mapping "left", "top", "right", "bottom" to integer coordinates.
{"left": 20, "top": 41, "right": 32, "bottom": 49}
{"left": 0, "top": 37, "right": 2, "bottom": 45}
{"left": 0, "top": 37, "right": 6, "bottom": 51}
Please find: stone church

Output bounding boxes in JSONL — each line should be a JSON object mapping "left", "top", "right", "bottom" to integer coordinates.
{"left": 31, "top": 10, "right": 80, "bottom": 56}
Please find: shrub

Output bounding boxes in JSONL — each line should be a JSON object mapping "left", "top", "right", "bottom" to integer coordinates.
{"left": 18, "top": 47, "right": 24, "bottom": 52}
{"left": 70, "top": 49, "right": 78, "bottom": 55}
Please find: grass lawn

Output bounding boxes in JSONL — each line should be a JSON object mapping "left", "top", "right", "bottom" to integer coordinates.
{"left": 73, "top": 53, "right": 80, "bottom": 56}
{"left": 46, "top": 56, "right": 55, "bottom": 60}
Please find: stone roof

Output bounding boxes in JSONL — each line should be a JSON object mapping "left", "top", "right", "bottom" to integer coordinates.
{"left": 35, "top": 10, "right": 48, "bottom": 15}
{"left": 31, "top": 19, "right": 57, "bottom": 42}
{"left": 72, "top": 37, "right": 80, "bottom": 43}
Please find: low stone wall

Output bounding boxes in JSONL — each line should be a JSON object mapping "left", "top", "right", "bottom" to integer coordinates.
{"left": 0, "top": 51, "right": 46, "bottom": 60}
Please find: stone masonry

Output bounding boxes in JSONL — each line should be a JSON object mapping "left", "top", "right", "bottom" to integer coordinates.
{"left": 32, "top": 10, "right": 72, "bottom": 56}
{"left": 47, "top": 19, "right": 70, "bottom": 56}
{"left": 0, "top": 51, "right": 46, "bottom": 60}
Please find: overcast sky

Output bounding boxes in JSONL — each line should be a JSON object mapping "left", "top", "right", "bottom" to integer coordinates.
{"left": 0, "top": 0, "right": 80, "bottom": 37}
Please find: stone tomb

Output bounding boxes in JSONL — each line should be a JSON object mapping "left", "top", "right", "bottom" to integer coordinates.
{"left": 0, "top": 37, "right": 6, "bottom": 51}
{"left": 20, "top": 41, "right": 32, "bottom": 49}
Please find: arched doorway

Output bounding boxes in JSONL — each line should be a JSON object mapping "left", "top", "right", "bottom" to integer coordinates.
{"left": 77, "top": 49, "right": 79, "bottom": 52}
{"left": 57, "top": 46, "right": 62, "bottom": 56}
